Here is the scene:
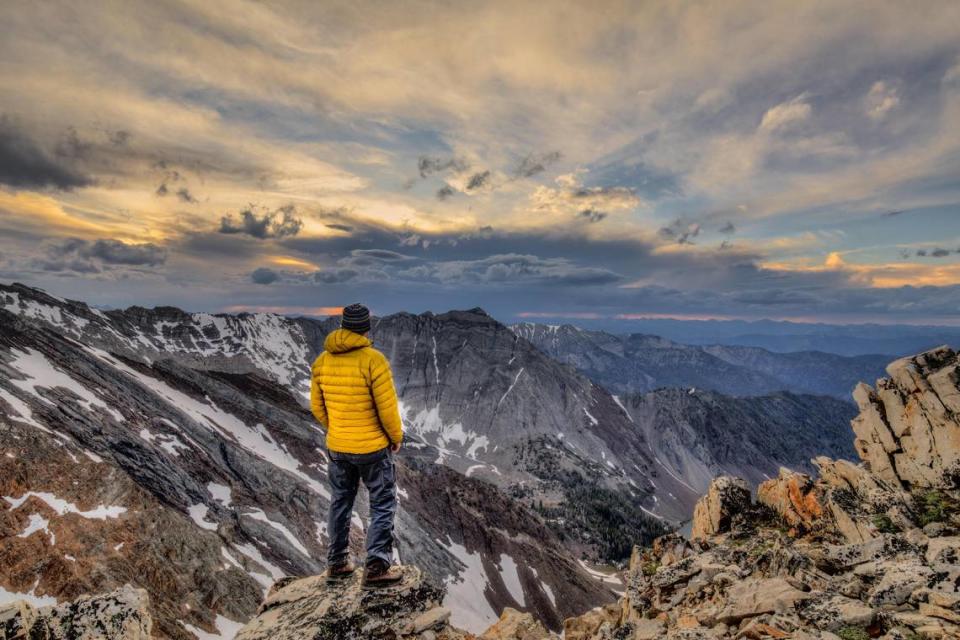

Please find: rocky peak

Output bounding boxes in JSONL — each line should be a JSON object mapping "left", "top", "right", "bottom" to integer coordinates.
{"left": 851, "top": 345, "right": 960, "bottom": 489}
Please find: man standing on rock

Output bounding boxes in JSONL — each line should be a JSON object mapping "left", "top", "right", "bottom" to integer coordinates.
{"left": 310, "top": 303, "right": 405, "bottom": 587}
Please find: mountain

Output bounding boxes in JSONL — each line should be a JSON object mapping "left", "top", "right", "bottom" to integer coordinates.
{"left": 559, "top": 316, "right": 960, "bottom": 356}
{"left": 188, "top": 345, "right": 960, "bottom": 640}
{"left": 0, "top": 282, "right": 861, "bottom": 636}
{"left": 511, "top": 322, "right": 891, "bottom": 399}
{"left": 0, "top": 283, "right": 615, "bottom": 636}
{"left": 617, "top": 388, "right": 857, "bottom": 495}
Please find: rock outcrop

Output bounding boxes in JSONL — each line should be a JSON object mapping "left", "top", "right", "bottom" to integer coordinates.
{"left": 691, "top": 476, "right": 751, "bottom": 539}
{"left": 0, "top": 584, "right": 151, "bottom": 639}
{"left": 852, "top": 346, "right": 960, "bottom": 490}
{"left": 235, "top": 566, "right": 467, "bottom": 640}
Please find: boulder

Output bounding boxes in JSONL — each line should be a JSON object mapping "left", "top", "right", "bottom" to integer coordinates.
{"left": 757, "top": 468, "right": 824, "bottom": 532}
{"left": 691, "top": 476, "right": 751, "bottom": 540}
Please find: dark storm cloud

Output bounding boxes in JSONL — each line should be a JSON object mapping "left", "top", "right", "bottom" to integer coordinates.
{"left": 175, "top": 187, "right": 198, "bottom": 203}
{"left": 465, "top": 170, "right": 491, "bottom": 191}
{"left": 54, "top": 127, "right": 93, "bottom": 159}
{"left": 397, "top": 253, "right": 623, "bottom": 287}
{"left": 578, "top": 208, "right": 607, "bottom": 223}
{"left": 251, "top": 267, "right": 279, "bottom": 285}
{"left": 719, "top": 221, "right": 736, "bottom": 234}
{"left": 219, "top": 204, "right": 302, "bottom": 239}
{"left": 314, "top": 268, "right": 359, "bottom": 284}
{"left": 905, "top": 246, "right": 960, "bottom": 258}
{"left": 0, "top": 116, "right": 92, "bottom": 190}
{"left": 514, "top": 151, "right": 562, "bottom": 178}
{"left": 436, "top": 184, "right": 456, "bottom": 200}
{"left": 417, "top": 156, "right": 469, "bottom": 178}
{"left": 349, "top": 249, "right": 416, "bottom": 263}
{"left": 85, "top": 239, "right": 167, "bottom": 265}
{"left": 41, "top": 237, "right": 167, "bottom": 270}
{"left": 659, "top": 219, "right": 701, "bottom": 244}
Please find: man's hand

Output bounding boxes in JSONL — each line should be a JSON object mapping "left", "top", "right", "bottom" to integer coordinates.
{"left": 389, "top": 441, "right": 401, "bottom": 453}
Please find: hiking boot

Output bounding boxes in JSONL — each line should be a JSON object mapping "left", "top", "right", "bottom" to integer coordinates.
{"left": 362, "top": 561, "right": 403, "bottom": 588}
{"left": 325, "top": 560, "right": 356, "bottom": 583}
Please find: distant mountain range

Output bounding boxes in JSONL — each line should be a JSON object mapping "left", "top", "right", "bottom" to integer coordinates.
{"left": 543, "top": 316, "right": 959, "bottom": 357}
{"left": 0, "top": 282, "right": 861, "bottom": 635}
{"left": 512, "top": 322, "right": 891, "bottom": 399}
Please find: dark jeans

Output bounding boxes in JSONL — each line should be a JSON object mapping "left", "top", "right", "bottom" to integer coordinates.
{"left": 326, "top": 447, "right": 397, "bottom": 567}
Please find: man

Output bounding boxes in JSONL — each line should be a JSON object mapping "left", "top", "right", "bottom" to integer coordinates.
{"left": 310, "top": 303, "right": 405, "bottom": 587}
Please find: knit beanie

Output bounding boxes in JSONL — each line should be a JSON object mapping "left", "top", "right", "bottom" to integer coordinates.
{"left": 341, "top": 303, "right": 371, "bottom": 334}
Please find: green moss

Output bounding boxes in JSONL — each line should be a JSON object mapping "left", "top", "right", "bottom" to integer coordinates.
{"left": 837, "top": 626, "right": 870, "bottom": 640}
{"left": 871, "top": 513, "right": 901, "bottom": 533}
{"left": 915, "top": 490, "right": 949, "bottom": 526}
{"left": 641, "top": 560, "right": 659, "bottom": 576}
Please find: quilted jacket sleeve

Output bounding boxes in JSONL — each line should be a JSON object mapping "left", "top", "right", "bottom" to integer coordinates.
{"left": 370, "top": 352, "right": 404, "bottom": 445}
{"left": 309, "top": 354, "right": 328, "bottom": 428}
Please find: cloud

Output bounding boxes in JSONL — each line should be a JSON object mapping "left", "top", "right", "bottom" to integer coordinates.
{"left": 41, "top": 237, "right": 167, "bottom": 270}
{"left": 219, "top": 204, "right": 302, "bottom": 239}
{"left": 417, "top": 156, "right": 469, "bottom": 178}
{"left": 758, "top": 95, "right": 812, "bottom": 133}
{"left": 531, "top": 173, "right": 641, "bottom": 216}
{"left": 436, "top": 184, "right": 456, "bottom": 200}
{"left": 314, "top": 268, "right": 359, "bottom": 284}
{"left": 514, "top": 151, "right": 562, "bottom": 178}
{"left": 465, "top": 170, "right": 491, "bottom": 191}
{"left": 865, "top": 81, "right": 900, "bottom": 121}
{"left": 0, "top": 117, "right": 92, "bottom": 190}
{"left": 659, "top": 219, "right": 701, "bottom": 244}
{"left": 578, "top": 208, "right": 607, "bottom": 223}
{"left": 397, "top": 253, "right": 623, "bottom": 287}
{"left": 348, "top": 249, "right": 416, "bottom": 263}
{"left": 251, "top": 267, "right": 279, "bottom": 285}
{"left": 176, "top": 187, "right": 197, "bottom": 203}
{"left": 719, "top": 222, "right": 736, "bottom": 234}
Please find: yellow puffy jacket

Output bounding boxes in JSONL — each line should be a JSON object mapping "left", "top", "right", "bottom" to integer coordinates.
{"left": 310, "top": 328, "right": 404, "bottom": 454}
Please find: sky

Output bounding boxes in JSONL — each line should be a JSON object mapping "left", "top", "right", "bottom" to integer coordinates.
{"left": 1, "top": 1, "right": 960, "bottom": 324}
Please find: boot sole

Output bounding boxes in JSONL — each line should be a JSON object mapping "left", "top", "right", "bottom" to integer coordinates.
{"left": 361, "top": 578, "right": 403, "bottom": 589}
{"left": 325, "top": 572, "right": 355, "bottom": 584}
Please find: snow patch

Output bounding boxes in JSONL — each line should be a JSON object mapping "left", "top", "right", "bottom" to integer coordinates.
{"left": 5, "top": 491, "right": 126, "bottom": 520}
{"left": 498, "top": 554, "right": 526, "bottom": 606}
{"left": 188, "top": 503, "right": 218, "bottom": 531}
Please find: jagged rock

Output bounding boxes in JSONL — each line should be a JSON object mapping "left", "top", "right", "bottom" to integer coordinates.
{"left": 480, "top": 607, "right": 555, "bottom": 639}
{"left": 757, "top": 468, "right": 824, "bottom": 532}
{"left": 235, "top": 566, "right": 466, "bottom": 640}
{"left": 852, "top": 347, "right": 960, "bottom": 489}
{"left": 691, "top": 476, "right": 752, "bottom": 540}
{"left": 3, "top": 585, "right": 152, "bottom": 639}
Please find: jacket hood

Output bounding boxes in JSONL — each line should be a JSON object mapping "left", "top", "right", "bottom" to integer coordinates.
{"left": 324, "top": 328, "right": 372, "bottom": 354}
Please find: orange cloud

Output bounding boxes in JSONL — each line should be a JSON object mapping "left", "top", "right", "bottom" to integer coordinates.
{"left": 223, "top": 304, "right": 343, "bottom": 316}
{"left": 762, "top": 252, "right": 960, "bottom": 288}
